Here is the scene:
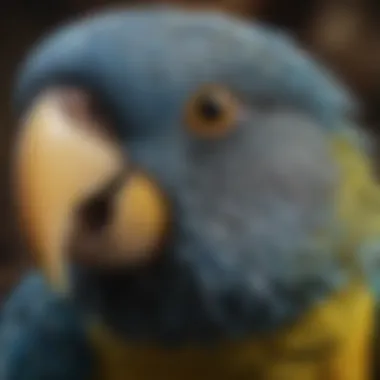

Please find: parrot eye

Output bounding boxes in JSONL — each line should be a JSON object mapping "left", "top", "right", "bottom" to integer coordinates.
{"left": 185, "top": 85, "right": 239, "bottom": 138}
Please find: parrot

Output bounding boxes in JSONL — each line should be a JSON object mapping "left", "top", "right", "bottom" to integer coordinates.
{"left": 1, "top": 5, "right": 380, "bottom": 380}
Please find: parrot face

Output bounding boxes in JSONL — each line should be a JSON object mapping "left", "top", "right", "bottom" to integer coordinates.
{"left": 13, "top": 8, "right": 355, "bottom": 345}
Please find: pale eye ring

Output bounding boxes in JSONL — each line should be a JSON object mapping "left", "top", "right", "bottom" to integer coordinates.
{"left": 185, "top": 84, "right": 239, "bottom": 138}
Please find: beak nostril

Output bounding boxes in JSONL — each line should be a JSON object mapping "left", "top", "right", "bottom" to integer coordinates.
{"left": 59, "top": 89, "right": 88, "bottom": 119}
{"left": 47, "top": 87, "right": 116, "bottom": 140}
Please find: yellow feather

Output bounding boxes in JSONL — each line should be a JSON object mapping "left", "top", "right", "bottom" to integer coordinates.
{"left": 89, "top": 283, "right": 374, "bottom": 380}
{"left": 332, "top": 137, "right": 380, "bottom": 270}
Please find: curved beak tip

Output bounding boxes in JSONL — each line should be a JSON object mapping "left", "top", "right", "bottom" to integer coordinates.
{"left": 14, "top": 89, "right": 123, "bottom": 292}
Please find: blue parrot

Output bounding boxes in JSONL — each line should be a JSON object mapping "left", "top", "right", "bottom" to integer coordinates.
{"left": 1, "top": 7, "right": 380, "bottom": 380}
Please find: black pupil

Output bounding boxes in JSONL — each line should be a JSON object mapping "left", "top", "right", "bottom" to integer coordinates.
{"left": 198, "top": 95, "right": 223, "bottom": 121}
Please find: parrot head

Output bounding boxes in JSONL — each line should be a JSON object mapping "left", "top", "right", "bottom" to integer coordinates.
{"left": 12, "top": 8, "right": 358, "bottom": 345}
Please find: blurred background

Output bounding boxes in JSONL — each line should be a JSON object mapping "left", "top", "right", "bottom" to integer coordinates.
{"left": 0, "top": 0, "right": 379, "bottom": 305}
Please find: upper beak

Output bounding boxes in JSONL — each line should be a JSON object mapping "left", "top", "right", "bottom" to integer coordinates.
{"left": 13, "top": 89, "right": 169, "bottom": 294}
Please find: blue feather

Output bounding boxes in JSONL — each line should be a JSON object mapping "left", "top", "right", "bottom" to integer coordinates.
{"left": 0, "top": 273, "right": 93, "bottom": 380}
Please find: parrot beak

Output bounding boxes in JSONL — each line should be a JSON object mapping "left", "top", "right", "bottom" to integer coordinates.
{"left": 13, "top": 89, "right": 169, "bottom": 294}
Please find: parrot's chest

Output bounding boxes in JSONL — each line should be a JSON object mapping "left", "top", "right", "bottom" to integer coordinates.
{"left": 89, "top": 283, "right": 374, "bottom": 380}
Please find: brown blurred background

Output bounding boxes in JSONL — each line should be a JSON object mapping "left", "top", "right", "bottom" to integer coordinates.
{"left": 1, "top": 0, "right": 379, "bottom": 305}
